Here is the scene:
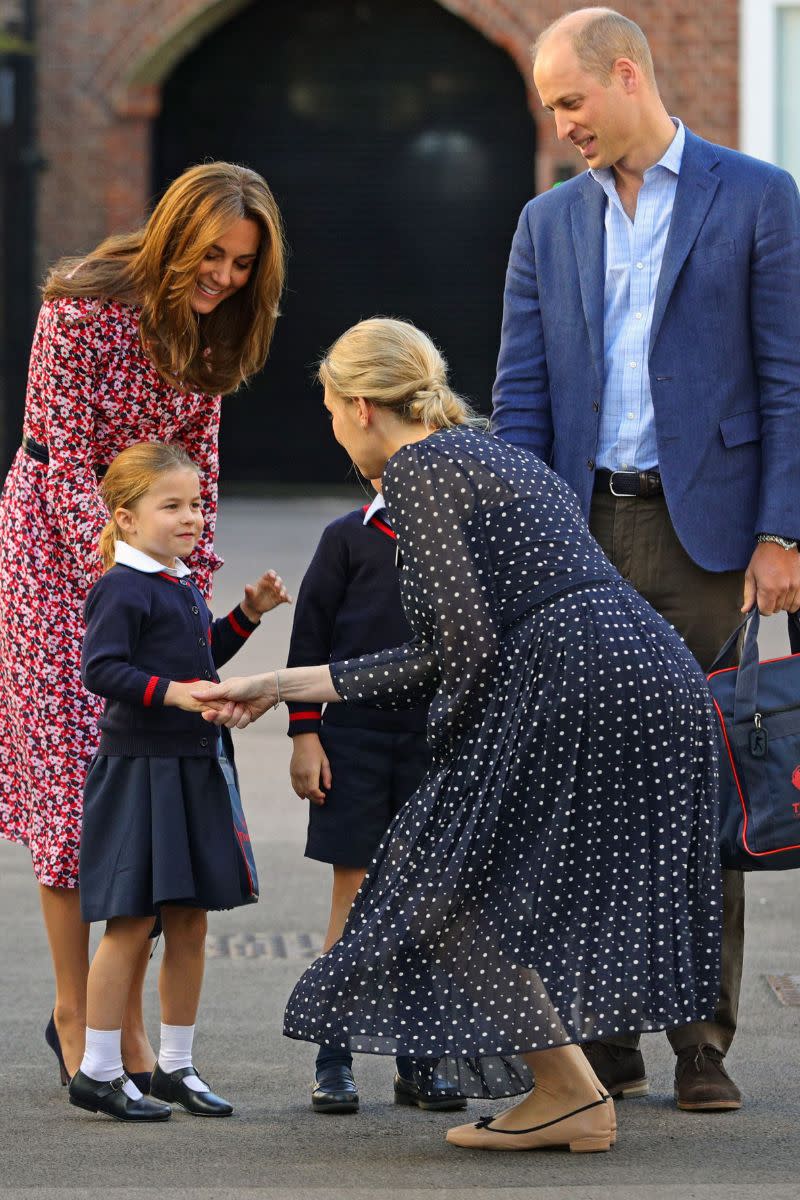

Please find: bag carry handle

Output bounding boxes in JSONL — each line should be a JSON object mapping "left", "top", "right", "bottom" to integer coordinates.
{"left": 707, "top": 612, "right": 752, "bottom": 675}
{"left": 709, "top": 610, "right": 800, "bottom": 726}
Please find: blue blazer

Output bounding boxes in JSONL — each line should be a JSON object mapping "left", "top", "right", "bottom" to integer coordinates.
{"left": 492, "top": 128, "right": 800, "bottom": 572}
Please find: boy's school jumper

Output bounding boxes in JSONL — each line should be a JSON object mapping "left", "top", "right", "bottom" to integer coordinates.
{"left": 286, "top": 496, "right": 429, "bottom": 868}
{"left": 79, "top": 542, "right": 259, "bottom": 921}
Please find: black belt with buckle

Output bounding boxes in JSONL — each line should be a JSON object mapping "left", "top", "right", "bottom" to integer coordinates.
{"left": 22, "top": 435, "right": 108, "bottom": 478}
{"left": 594, "top": 468, "right": 663, "bottom": 498}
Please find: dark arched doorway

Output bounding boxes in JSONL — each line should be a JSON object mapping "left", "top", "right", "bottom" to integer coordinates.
{"left": 154, "top": 0, "right": 535, "bottom": 483}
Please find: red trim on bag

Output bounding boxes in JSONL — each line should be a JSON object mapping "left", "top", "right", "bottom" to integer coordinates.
{"left": 227, "top": 610, "right": 251, "bottom": 638}
{"left": 143, "top": 676, "right": 160, "bottom": 706}
{"left": 289, "top": 710, "right": 323, "bottom": 721}
{"left": 711, "top": 694, "right": 800, "bottom": 858}
{"left": 707, "top": 649, "right": 800, "bottom": 683}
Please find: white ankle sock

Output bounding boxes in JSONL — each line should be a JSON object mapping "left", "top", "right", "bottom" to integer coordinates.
{"left": 158, "top": 1023, "right": 206, "bottom": 1092}
{"left": 80, "top": 1027, "right": 142, "bottom": 1101}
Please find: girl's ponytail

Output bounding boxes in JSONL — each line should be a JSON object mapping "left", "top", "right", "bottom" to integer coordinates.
{"left": 98, "top": 520, "right": 118, "bottom": 572}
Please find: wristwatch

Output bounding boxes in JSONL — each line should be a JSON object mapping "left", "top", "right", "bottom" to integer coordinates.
{"left": 756, "top": 533, "right": 799, "bottom": 551}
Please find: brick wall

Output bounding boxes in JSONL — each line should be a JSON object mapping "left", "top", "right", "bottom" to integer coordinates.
{"left": 34, "top": 0, "right": 739, "bottom": 273}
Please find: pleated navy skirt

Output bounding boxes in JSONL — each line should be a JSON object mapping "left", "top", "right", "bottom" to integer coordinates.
{"left": 79, "top": 737, "right": 258, "bottom": 922}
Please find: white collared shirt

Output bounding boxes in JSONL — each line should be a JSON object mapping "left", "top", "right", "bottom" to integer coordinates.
{"left": 362, "top": 493, "right": 387, "bottom": 526}
{"left": 114, "top": 540, "right": 192, "bottom": 578}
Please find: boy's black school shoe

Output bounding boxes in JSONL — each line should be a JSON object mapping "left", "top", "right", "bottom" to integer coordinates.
{"left": 68, "top": 1070, "right": 171, "bottom": 1122}
{"left": 149, "top": 1063, "right": 234, "bottom": 1117}
{"left": 311, "top": 1064, "right": 360, "bottom": 1113}
{"left": 393, "top": 1065, "right": 468, "bottom": 1112}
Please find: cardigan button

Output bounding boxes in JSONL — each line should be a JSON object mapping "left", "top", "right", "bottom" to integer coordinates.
{"left": 198, "top": 637, "right": 206, "bottom": 646}
{"left": 192, "top": 606, "right": 199, "bottom": 614}
{"left": 200, "top": 737, "right": 209, "bottom": 747}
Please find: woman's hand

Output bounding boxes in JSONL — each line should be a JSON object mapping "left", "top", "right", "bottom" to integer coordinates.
{"left": 240, "top": 570, "right": 292, "bottom": 622}
{"left": 192, "top": 673, "right": 277, "bottom": 728}
{"left": 289, "top": 733, "right": 332, "bottom": 806}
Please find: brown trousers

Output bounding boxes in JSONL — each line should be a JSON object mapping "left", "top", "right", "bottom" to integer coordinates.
{"left": 589, "top": 492, "right": 745, "bottom": 1055}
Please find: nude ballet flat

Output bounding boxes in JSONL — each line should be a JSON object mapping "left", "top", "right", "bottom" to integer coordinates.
{"left": 598, "top": 1090, "right": 616, "bottom": 1145}
{"left": 445, "top": 1095, "right": 613, "bottom": 1153}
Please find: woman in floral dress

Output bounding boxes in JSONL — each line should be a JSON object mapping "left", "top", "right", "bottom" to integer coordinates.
{"left": 0, "top": 161, "right": 285, "bottom": 1081}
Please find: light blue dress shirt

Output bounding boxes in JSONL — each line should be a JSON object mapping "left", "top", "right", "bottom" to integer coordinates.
{"left": 591, "top": 119, "right": 685, "bottom": 471}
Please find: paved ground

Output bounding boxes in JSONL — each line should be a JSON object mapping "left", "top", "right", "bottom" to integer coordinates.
{"left": 0, "top": 495, "right": 798, "bottom": 1200}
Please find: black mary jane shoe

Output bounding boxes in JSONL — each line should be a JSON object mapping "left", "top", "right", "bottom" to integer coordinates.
{"left": 68, "top": 1070, "right": 171, "bottom": 1122}
{"left": 311, "top": 1064, "right": 359, "bottom": 1114}
{"left": 45, "top": 1012, "right": 71, "bottom": 1086}
{"left": 126, "top": 1069, "right": 153, "bottom": 1095}
{"left": 394, "top": 1062, "right": 467, "bottom": 1112}
{"left": 150, "top": 1063, "right": 233, "bottom": 1117}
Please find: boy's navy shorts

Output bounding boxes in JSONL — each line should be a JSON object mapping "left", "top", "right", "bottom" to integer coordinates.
{"left": 305, "top": 724, "right": 430, "bottom": 868}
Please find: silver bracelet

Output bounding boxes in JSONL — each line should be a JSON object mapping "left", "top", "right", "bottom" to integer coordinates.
{"left": 756, "top": 533, "right": 798, "bottom": 551}
{"left": 274, "top": 671, "right": 282, "bottom": 704}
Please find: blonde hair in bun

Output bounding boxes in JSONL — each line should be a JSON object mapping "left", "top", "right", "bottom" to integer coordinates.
{"left": 318, "top": 317, "right": 487, "bottom": 430}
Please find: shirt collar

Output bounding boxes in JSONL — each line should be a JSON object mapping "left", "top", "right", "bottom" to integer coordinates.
{"left": 114, "top": 540, "right": 192, "bottom": 578}
{"left": 363, "top": 493, "right": 387, "bottom": 526}
{"left": 589, "top": 117, "right": 685, "bottom": 191}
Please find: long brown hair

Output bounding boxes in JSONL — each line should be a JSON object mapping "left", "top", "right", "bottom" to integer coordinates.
{"left": 44, "top": 162, "right": 286, "bottom": 396}
{"left": 98, "top": 441, "right": 199, "bottom": 571}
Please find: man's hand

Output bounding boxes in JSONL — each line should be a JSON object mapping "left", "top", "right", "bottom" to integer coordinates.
{"left": 742, "top": 542, "right": 800, "bottom": 615}
{"left": 240, "top": 570, "right": 292, "bottom": 623}
{"left": 289, "top": 733, "right": 332, "bottom": 806}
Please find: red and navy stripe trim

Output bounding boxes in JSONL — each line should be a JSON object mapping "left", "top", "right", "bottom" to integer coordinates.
{"left": 361, "top": 505, "right": 396, "bottom": 541}
{"left": 227, "top": 610, "right": 252, "bottom": 638}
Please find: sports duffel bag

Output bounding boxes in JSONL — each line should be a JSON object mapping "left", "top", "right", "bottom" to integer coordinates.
{"left": 707, "top": 610, "right": 800, "bottom": 870}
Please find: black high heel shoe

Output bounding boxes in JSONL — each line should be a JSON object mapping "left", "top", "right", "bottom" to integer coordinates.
{"left": 45, "top": 1012, "right": 70, "bottom": 1086}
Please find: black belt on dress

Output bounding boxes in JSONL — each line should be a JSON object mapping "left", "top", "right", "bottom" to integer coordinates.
{"left": 594, "top": 468, "right": 663, "bottom": 498}
{"left": 22, "top": 435, "right": 108, "bottom": 478}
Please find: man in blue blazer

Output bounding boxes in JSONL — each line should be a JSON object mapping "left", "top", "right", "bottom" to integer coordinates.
{"left": 493, "top": 8, "right": 800, "bottom": 1111}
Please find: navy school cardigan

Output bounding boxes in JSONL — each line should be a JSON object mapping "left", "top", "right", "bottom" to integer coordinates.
{"left": 81, "top": 564, "right": 259, "bottom": 757}
{"left": 285, "top": 505, "right": 428, "bottom": 737}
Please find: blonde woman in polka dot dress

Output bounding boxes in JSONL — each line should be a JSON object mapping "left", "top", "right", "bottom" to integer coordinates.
{"left": 196, "top": 318, "right": 722, "bottom": 1154}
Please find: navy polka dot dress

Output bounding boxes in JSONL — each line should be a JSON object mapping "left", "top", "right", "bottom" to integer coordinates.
{"left": 284, "top": 428, "right": 721, "bottom": 1098}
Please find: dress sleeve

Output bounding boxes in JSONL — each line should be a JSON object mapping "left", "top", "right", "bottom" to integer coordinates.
{"left": 331, "top": 440, "right": 501, "bottom": 757}
{"left": 39, "top": 300, "right": 108, "bottom": 588}
{"left": 178, "top": 396, "right": 224, "bottom": 600}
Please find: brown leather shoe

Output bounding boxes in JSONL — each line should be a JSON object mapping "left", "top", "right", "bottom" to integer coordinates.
{"left": 674, "top": 1044, "right": 742, "bottom": 1111}
{"left": 582, "top": 1042, "right": 648, "bottom": 1098}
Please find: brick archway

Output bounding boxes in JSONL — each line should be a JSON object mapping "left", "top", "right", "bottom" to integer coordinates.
{"left": 36, "top": 0, "right": 738, "bottom": 272}
{"left": 37, "top": 0, "right": 534, "bottom": 272}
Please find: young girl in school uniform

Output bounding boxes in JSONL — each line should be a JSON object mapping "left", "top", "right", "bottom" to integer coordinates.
{"left": 285, "top": 481, "right": 464, "bottom": 1115}
{"left": 69, "top": 440, "right": 289, "bottom": 1123}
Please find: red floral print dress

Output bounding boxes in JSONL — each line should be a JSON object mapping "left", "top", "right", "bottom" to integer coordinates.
{"left": 0, "top": 297, "right": 223, "bottom": 887}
